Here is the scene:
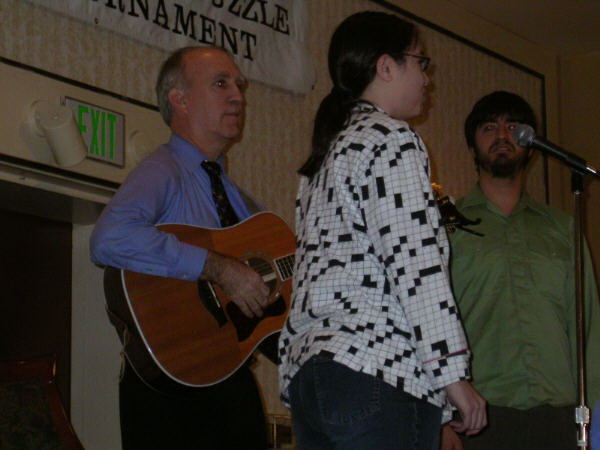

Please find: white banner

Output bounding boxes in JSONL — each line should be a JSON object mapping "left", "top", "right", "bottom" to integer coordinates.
{"left": 28, "top": 0, "right": 315, "bottom": 94}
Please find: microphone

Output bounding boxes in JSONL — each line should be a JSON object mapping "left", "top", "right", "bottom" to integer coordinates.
{"left": 512, "top": 124, "right": 599, "bottom": 178}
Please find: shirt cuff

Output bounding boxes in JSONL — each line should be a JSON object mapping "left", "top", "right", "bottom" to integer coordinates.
{"left": 170, "top": 243, "right": 207, "bottom": 281}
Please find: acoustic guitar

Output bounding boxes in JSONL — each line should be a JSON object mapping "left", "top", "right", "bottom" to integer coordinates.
{"left": 103, "top": 212, "right": 295, "bottom": 392}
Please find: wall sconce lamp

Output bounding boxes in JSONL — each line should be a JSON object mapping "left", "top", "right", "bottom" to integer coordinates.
{"left": 28, "top": 100, "right": 88, "bottom": 167}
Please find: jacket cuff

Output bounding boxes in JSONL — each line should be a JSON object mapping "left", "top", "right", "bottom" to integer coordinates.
{"left": 423, "top": 349, "right": 471, "bottom": 391}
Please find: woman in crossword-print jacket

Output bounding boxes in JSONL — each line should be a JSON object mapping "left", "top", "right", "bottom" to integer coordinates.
{"left": 278, "top": 11, "right": 487, "bottom": 450}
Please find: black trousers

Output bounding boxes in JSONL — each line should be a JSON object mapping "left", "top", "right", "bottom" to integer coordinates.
{"left": 119, "top": 361, "right": 268, "bottom": 450}
{"left": 460, "top": 404, "right": 576, "bottom": 450}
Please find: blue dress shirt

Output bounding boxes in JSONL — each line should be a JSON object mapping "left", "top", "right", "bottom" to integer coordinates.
{"left": 90, "top": 134, "right": 252, "bottom": 281}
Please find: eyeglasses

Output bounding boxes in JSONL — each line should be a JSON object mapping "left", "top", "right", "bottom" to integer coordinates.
{"left": 402, "top": 53, "right": 431, "bottom": 71}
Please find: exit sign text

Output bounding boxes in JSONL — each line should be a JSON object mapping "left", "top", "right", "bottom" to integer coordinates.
{"left": 66, "top": 97, "right": 125, "bottom": 167}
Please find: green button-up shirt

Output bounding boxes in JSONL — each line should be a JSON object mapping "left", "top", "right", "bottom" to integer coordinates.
{"left": 450, "top": 185, "right": 600, "bottom": 409}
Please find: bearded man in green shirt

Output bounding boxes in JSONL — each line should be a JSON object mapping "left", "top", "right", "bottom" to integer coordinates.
{"left": 441, "top": 91, "right": 600, "bottom": 450}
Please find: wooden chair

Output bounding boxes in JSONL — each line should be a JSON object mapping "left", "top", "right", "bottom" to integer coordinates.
{"left": 0, "top": 355, "right": 84, "bottom": 449}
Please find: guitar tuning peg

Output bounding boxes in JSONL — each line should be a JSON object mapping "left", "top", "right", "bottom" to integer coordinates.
{"left": 436, "top": 195, "right": 483, "bottom": 236}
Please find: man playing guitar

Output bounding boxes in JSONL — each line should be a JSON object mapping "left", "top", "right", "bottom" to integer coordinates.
{"left": 90, "top": 46, "right": 273, "bottom": 450}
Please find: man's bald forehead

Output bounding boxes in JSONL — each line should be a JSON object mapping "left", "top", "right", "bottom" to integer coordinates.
{"left": 183, "top": 47, "right": 232, "bottom": 66}
{"left": 181, "top": 47, "right": 237, "bottom": 81}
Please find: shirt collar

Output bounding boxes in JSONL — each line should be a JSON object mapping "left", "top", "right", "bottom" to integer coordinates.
{"left": 352, "top": 101, "right": 384, "bottom": 115}
{"left": 460, "top": 184, "right": 488, "bottom": 210}
{"left": 461, "top": 183, "right": 551, "bottom": 218}
{"left": 519, "top": 191, "right": 551, "bottom": 217}
{"left": 168, "top": 133, "right": 226, "bottom": 170}
{"left": 351, "top": 102, "right": 414, "bottom": 132}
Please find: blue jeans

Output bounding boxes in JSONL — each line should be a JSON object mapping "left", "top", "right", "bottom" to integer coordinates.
{"left": 288, "top": 355, "right": 442, "bottom": 449}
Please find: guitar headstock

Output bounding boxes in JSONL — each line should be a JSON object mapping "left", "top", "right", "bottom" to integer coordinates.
{"left": 432, "top": 183, "right": 483, "bottom": 236}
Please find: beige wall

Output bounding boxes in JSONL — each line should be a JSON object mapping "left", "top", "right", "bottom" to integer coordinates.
{"left": 3, "top": 0, "right": 591, "bottom": 448}
{"left": 559, "top": 51, "right": 600, "bottom": 284}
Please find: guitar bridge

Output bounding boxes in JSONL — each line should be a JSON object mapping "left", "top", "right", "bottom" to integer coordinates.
{"left": 226, "top": 294, "right": 287, "bottom": 342}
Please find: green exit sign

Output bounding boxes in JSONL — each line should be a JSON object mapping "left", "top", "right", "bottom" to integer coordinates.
{"left": 66, "top": 97, "right": 125, "bottom": 167}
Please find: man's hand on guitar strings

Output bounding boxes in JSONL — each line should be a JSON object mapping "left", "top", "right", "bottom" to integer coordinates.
{"left": 202, "top": 251, "right": 270, "bottom": 318}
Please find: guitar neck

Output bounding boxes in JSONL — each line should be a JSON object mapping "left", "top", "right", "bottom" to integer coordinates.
{"left": 275, "top": 254, "right": 295, "bottom": 281}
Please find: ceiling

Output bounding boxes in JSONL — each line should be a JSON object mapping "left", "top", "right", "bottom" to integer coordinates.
{"left": 447, "top": 0, "right": 600, "bottom": 55}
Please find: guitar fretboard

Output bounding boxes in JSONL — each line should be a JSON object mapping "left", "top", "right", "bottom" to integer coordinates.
{"left": 275, "top": 254, "right": 295, "bottom": 280}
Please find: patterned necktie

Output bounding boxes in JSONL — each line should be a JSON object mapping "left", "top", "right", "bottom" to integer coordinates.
{"left": 201, "top": 160, "right": 240, "bottom": 227}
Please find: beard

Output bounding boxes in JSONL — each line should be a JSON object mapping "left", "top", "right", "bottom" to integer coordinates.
{"left": 475, "top": 139, "right": 529, "bottom": 179}
{"left": 487, "top": 154, "right": 522, "bottom": 178}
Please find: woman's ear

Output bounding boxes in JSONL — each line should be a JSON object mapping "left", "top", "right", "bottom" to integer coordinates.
{"left": 374, "top": 54, "right": 397, "bottom": 82}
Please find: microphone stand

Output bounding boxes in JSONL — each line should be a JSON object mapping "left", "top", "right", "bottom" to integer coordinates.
{"left": 572, "top": 170, "right": 590, "bottom": 449}
{"left": 514, "top": 124, "right": 600, "bottom": 448}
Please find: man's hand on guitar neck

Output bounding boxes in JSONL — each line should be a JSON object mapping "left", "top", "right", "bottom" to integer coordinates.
{"left": 201, "top": 251, "right": 270, "bottom": 318}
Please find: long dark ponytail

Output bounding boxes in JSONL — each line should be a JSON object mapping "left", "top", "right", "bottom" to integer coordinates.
{"left": 298, "top": 12, "right": 417, "bottom": 178}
